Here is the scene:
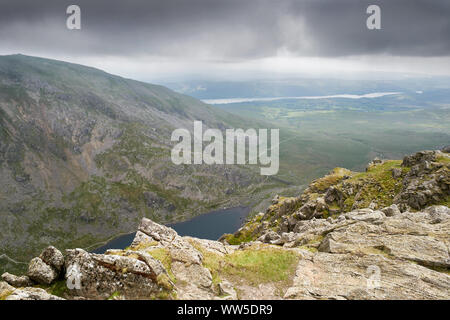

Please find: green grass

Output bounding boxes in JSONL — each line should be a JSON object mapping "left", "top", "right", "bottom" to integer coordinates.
{"left": 188, "top": 240, "right": 223, "bottom": 286}
{"left": 437, "top": 156, "right": 450, "bottom": 165}
{"left": 46, "top": 280, "right": 69, "bottom": 298}
{"left": 217, "top": 97, "right": 450, "bottom": 186}
{"left": 107, "top": 291, "right": 121, "bottom": 300}
{"left": 343, "top": 160, "right": 404, "bottom": 209}
{"left": 309, "top": 168, "right": 352, "bottom": 193}
{"left": 189, "top": 240, "right": 299, "bottom": 287}
{"left": 437, "top": 195, "right": 450, "bottom": 207}
{"left": 223, "top": 221, "right": 260, "bottom": 245}
{"left": 222, "top": 247, "right": 299, "bottom": 285}
{"left": 189, "top": 240, "right": 300, "bottom": 288}
{"left": 147, "top": 248, "right": 176, "bottom": 283}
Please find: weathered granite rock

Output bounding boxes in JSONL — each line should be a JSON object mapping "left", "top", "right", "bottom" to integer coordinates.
{"left": 5, "top": 204, "right": 450, "bottom": 300}
{"left": 27, "top": 257, "right": 58, "bottom": 285}
{"left": 424, "top": 205, "right": 450, "bottom": 224}
{"left": 284, "top": 252, "right": 450, "bottom": 300}
{"left": 343, "top": 209, "right": 386, "bottom": 222}
{"left": 317, "top": 207, "right": 450, "bottom": 268}
{"left": 64, "top": 248, "right": 164, "bottom": 299}
{"left": 91, "top": 253, "right": 163, "bottom": 280}
{"left": 171, "top": 261, "right": 212, "bottom": 289}
{"left": 1, "top": 272, "right": 33, "bottom": 287}
{"left": 257, "top": 231, "right": 281, "bottom": 243}
{"left": 5, "top": 287, "right": 64, "bottom": 300}
{"left": 39, "top": 246, "right": 65, "bottom": 273}
{"left": 184, "top": 237, "right": 236, "bottom": 256}
{"left": 130, "top": 230, "right": 153, "bottom": 247}
{"left": 391, "top": 168, "right": 402, "bottom": 179}
{"left": 381, "top": 204, "right": 400, "bottom": 217}
{"left": 0, "top": 281, "right": 15, "bottom": 299}
{"left": 402, "top": 150, "right": 442, "bottom": 167}
{"left": 138, "top": 218, "right": 177, "bottom": 244}
{"left": 218, "top": 280, "right": 238, "bottom": 300}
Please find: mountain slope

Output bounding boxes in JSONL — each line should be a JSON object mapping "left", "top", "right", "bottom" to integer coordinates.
{"left": 0, "top": 54, "right": 286, "bottom": 274}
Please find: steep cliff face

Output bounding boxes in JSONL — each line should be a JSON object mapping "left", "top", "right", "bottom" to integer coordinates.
{"left": 1, "top": 150, "right": 449, "bottom": 300}
{"left": 0, "top": 55, "right": 282, "bottom": 274}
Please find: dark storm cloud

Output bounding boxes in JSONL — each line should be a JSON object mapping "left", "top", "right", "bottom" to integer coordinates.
{"left": 0, "top": 0, "right": 449, "bottom": 58}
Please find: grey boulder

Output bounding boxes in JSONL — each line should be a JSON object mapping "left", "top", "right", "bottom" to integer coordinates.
{"left": 1, "top": 272, "right": 33, "bottom": 287}
{"left": 27, "top": 257, "right": 58, "bottom": 285}
{"left": 40, "top": 246, "right": 65, "bottom": 272}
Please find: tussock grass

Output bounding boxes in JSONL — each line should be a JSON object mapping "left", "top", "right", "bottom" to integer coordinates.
{"left": 437, "top": 156, "right": 450, "bottom": 165}
{"left": 147, "top": 248, "right": 176, "bottom": 283}
{"left": 189, "top": 240, "right": 299, "bottom": 287}
{"left": 223, "top": 248, "right": 299, "bottom": 285}
{"left": 309, "top": 168, "right": 352, "bottom": 193}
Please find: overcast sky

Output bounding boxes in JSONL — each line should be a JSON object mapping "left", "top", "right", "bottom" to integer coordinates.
{"left": 1, "top": 0, "right": 449, "bottom": 81}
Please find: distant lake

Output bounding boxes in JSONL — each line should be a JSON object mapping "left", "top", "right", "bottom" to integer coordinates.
{"left": 202, "top": 92, "right": 402, "bottom": 104}
{"left": 91, "top": 206, "right": 250, "bottom": 254}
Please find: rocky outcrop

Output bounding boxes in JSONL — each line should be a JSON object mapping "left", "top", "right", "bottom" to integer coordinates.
{"left": 1, "top": 246, "right": 65, "bottom": 299}
{"left": 0, "top": 279, "right": 62, "bottom": 301}
{"left": 63, "top": 248, "right": 164, "bottom": 300}
{"left": 284, "top": 251, "right": 449, "bottom": 300}
{"left": 40, "top": 246, "right": 65, "bottom": 273}
{"left": 225, "top": 150, "right": 449, "bottom": 243}
{"left": 4, "top": 287, "right": 64, "bottom": 300}
{"left": 24, "top": 246, "right": 65, "bottom": 285}
{"left": 1, "top": 150, "right": 449, "bottom": 300}
{"left": 27, "top": 257, "right": 59, "bottom": 285}
{"left": 2, "top": 205, "right": 449, "bottom": 300}
{"left": 396, "top": 150, "right": 449, "bottom": 210}
{"left": 1, "top": 273, "right": 33, "bottom": 287}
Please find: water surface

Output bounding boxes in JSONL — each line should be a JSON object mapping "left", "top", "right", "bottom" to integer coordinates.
{"left": 202, "top": 92, "right": 402, "bottom": 104}
{"left": 92, "top": 206, "right": 249, "bottom": 254}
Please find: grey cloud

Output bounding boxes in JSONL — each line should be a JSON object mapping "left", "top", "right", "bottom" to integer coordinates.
{"left": 0, "top": 0, "right": 449, "bottom": 59}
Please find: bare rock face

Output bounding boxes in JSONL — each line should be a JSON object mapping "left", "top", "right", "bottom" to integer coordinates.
{"left": 284, "top": 252, "right": 450, "bottom": 300}
{"left": 218, "top": 280, "right": 238, "bottom": 300}
{"left": 318, "top": 211, "right": 450, "bottom": 268}
{"left": 425, "top": 205, "right": 450, "bottom": 224}
{"left": 402, "top": 150, "right": 442, "bottom": 167}
{"left": 134, "top": 218, "right": 216, "bottom": 299}
{"left": 381, "top": 204, "right": 401, "bottom": 217}
{"left": 27, "top": 257, "right": 58, "bottom": 285}
{"left": 257, "top": 231, "right": 281, "bottom": 243}
{"left": 138, "top": 218, "right": 178, "bottom": 244}
{"left": 282, "top": 204, "right": 450, "bottom": 300}
{"left": 396, "top": 150, "right": 450, "bottom": 210}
